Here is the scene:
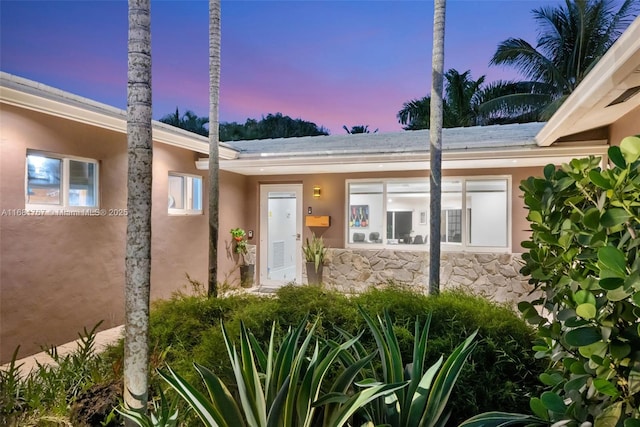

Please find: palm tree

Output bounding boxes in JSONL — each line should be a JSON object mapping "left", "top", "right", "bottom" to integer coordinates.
{"left": 489, "top": 0, "right": 639, "bottom": 119}
{"left": 398, "top": 96, "right": 431, "bottom": 130}
{"left": 124, "top": 0, "right": 152, "bottom": 418}
{"left": 208, "top": 0, "right": 221, "bottom": 297}
{"left": 398, "top": 70, "right": 505, "bottom": 129}
{"left": 343, "top": 124, "right": 378, "bottom": 134}
{"left": 159, "top": 108, "right": 209, "bottom": 136}
{"left": 429, "top": 0, "right": 446, "bottom": 295}
{"left": 442, "top": 69, "right": 486, "bottom": 127}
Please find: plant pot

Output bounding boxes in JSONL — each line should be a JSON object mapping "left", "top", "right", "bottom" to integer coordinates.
{"left": 306, "top": 262, "right": 323, "bottom": 285}
{"left": 240, "top": 264, "right": 254, "bottom": 288}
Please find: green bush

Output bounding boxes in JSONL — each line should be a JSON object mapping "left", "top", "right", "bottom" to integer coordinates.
{"left": 519, "top": 138, "right": 640, "bottom": 424}
{"left": 465, "top": 136, "right": 640, "bottom": 427}
{"left": 146, "top": 285, "right": 541, "bottom": 425}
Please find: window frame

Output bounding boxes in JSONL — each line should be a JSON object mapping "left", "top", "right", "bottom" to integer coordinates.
{"left": 168, "top": 172, "right": 203, "bottom": 216}
{"left": 345, "top": 176, "right": 511, "bottom": 252}
{"left": 25, "top": 150, "right": 100, "bottom": 211}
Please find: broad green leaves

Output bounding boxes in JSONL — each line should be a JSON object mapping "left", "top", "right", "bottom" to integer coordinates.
{"left": 492, "top": 136, "right": 640, "bottom": 426}
{"left": 123, "top": 312, "right": 477, "bottom": 427}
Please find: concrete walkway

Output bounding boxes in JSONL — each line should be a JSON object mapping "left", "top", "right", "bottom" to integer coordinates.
{"left": 2, "top": 325, "right": 124, "bottom": 378}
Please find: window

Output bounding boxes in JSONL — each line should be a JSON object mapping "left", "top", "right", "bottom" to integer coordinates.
{"left": 348, "top": 182, "right": 383, "bottom": 244}
{"left": 346, "top": 177, "right": 510, "bottom": 250}
{"left": 26, "top": 151, "right": 98, "bottom": 209}
{"left": 168, "top": 173, "right": 202, "bottom": 215}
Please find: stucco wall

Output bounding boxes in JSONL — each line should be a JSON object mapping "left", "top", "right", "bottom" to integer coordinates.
{"left": 245, "top": 166, "right": 543, "bottom": 262}
{"left": 609, "top": 105, "right": 640, "bottom": 147}
{"left": 0, "top": 105, "right": 223, "bottom": 362}
{"left": 219, "top": 170, "right": 251, "bottom": 286}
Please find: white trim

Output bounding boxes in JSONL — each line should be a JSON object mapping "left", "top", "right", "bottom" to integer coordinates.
{"left": 536, "top": 17, "right": 640, "bottom": 146}
{"left": 0, "top": 72, "right": 238, "bottom": 160}
{"left": 25, "top": 150, "right": 99, "bottom": 212}
{"left": 345, "top": 176, "right": 512, "bottom": 253}
{"left": 219, "top": 143, "right": 609, "bottom": 175}
{"left": 259, "top": 184, "right": 303, "bottom": 286}
{"left": 167, "top": 172, "right": 203, "bottom": 216}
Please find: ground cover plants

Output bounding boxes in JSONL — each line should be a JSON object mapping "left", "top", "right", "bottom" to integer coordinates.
{"left": 0, "top": 322, "right": 117, "bottom": 426}
{"left": 139, "top": 285, "right": 541, "bottom": 425}
{"left": 0, "top": 285, "right": 542, "bottom": 426}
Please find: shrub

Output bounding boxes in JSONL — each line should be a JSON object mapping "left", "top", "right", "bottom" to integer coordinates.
{"left": 144, "top": 285, "right": 540, "bottom": 425}
{"left": 520, "top": 138, "right": 640, "bottom": 424}
{"left": 465, "top": 136, "right": 640, "bottom": 426}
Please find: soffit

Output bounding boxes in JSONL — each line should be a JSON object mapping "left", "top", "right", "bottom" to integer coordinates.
{"left": 536, "top": 17, "right": 640, "bottom": 146}
{"left": 210, "top": 141, "right": 608, "bottom": 175}
{"left": 0, "top": 72, "right": 238, "bottom": 160}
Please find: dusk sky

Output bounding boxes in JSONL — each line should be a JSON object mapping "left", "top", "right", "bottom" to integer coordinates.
{"left": 1, "top": 0, "right": 564, "bottom": 134}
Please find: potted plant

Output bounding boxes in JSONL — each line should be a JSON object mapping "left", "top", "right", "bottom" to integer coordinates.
{"left": 231, "top": 228, "right": 254, "bottom": 288}
{"left": 303, "top": 234, "right": 327, "bottom": 285}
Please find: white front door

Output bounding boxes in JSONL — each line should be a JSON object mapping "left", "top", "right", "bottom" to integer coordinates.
{"left": 259, "top": 184, "right": 302, "bottom": 287}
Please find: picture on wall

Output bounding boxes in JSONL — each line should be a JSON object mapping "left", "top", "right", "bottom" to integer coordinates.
{"left": 349, "top": 205, "right": 369, "bottom": 228}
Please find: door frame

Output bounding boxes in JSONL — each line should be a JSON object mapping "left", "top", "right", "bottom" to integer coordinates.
{"left": 259, "top": 183, "right": 303, "bottom": 286}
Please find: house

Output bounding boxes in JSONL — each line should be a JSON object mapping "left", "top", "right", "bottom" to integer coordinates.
{"left": 1, "top": 17, "right": 638, "bottom": 364}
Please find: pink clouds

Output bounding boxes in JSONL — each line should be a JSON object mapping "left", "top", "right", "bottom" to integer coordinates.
{"left": 2, "top": 0, "right": 566, "bottom": 136}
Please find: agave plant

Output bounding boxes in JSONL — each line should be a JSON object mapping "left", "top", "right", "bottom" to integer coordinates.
{"left": 133, "top": 316, "right": 403, "bottom": 426}
{"left": 116, "top": 387, "right": 179, "bottom": 427}
{"left": 331, "top": 307, "right": 478, "bottom": 427}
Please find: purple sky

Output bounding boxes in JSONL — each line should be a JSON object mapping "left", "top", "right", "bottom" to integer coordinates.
{"left": 1, "top": 0, "right": 563, "bottom": 134}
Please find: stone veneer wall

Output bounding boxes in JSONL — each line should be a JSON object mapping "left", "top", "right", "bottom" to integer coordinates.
{"left": 320, "top": 248, "right": 537, "bottom": 304}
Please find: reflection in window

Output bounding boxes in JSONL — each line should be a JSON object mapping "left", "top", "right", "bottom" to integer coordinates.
{"left": 69, "top": 160, "right": 96, "bottom": 207}
{"left": 168, "top": 173, "right": 203, "bottom": 215}
{"left": 27, "top": 155, "right": 61, "bottom": 205}
{"left": 26, "top": 151, "right": 98, "bottom": 208}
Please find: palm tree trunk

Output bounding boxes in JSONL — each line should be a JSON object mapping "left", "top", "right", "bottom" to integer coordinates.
{"left": 208, "top": 0, "right": 221, "bottom": 297}
{"left": 124, "top": 0, "right": 152, "bottom": 418}
{"left": 429, "top": 0, "right": 446, "bottom": 295}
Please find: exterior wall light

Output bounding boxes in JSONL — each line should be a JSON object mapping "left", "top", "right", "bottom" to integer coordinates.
{"left": 313, "top": 185, "right": 321, "bottom": 199}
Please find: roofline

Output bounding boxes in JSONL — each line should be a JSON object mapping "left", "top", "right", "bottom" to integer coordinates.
{"left": 204, "top": 141, "right": 608, "bottom": 173}
{"left": 535, "top": 16, "right": 640, "bottom": 147}
{"left": 0, "top": 72, "right": 238, "bottom": 160}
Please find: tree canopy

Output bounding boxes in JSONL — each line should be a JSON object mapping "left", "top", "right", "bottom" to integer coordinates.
{"left": 397, "top": 69, "right": 540, "bottom": 130}
{"left": 159, "top": 108, "right": 209, "bottom": 136}
{"left": 160, "top": 109, "right": 329, "bottom": 141}
{"left": 488, "top": 0, "right": 639, "bottom": 119}
{"left": 343, "top": 125, "right": 378, "bottom": 134}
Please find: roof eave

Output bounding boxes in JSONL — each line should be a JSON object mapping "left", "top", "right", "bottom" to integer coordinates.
{"left": 535, "top": 17, "right": 640, "bottom": 147}
{"left": 211, "top": 142, "right": 608, "bottom": 175}
{"left": 0, "top": 72, "right": 238, "bottom": 160}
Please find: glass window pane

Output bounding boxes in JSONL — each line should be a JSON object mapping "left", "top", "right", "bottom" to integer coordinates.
{"left": 387, "top": 180, "right": 429, "bottom": 245}
{"left": 348, "top": 182, "right": 383, "bottom": 244}
{"left": 68, "top": 160, "right": 97, "bottom": 207}
{"left": 441, "top": 180, "right": 462, "bottom": 244}
{"left": 191, "top": 177, "right": 202, "bottom": 211}
{"left": 27, "top": 155, "right": 61, "bottom": 205}
{"left": 467, "top": 179, "right": 507, "bottom": 247}
{"left": 168, "top": 175, "right": 184, "bottom": 209}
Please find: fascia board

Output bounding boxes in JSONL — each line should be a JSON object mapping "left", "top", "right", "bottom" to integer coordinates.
{"left": 536, "top": 17, "right": 640, "bottom": 147}
{"left": 215, "top": 143, "right": 608, "bottom": 174}
{"left": 1, "top": 84, "right": 237, "bottom": 160}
